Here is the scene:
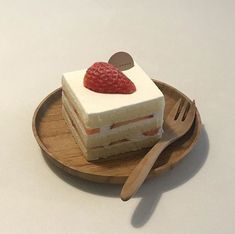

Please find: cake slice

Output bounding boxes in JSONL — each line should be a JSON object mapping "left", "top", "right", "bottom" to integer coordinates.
{"left": 62, "top": 59, "right": 165, "bottom": 161}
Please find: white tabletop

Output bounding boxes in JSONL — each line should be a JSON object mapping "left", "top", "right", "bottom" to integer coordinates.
{"left": 1, "top": 1, "right": 234, "bottom": 234}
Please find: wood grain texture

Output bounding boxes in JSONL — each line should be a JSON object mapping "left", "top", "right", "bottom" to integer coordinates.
{"left": 32, "top": 80, "right": 202, "bottom": 184}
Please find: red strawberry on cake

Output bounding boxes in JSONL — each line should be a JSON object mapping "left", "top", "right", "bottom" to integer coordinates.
{"left": 84, "top": 62, "right": 136, "bottom": 94}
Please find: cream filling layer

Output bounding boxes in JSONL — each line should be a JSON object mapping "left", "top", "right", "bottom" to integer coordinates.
{"left": 62, "top": 91, "right": 162, "bottom": 137}
{"left": 63, "top": 106, "right": 161, "bottom": 161}
{"left": 63, "top": 103, "right": 162, "bottom": 149}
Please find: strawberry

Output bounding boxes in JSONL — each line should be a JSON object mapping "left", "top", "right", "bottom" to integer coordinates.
{"left": 83, "top": 62, "right": 136, "bottom": 94}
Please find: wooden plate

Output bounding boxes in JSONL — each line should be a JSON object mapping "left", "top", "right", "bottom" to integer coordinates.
{"left": 32, "top": 80, "right": 202, "bottom": 184}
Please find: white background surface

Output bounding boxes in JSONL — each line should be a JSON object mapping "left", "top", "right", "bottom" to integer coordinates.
{"left": 0, "top": 1, "right": 234, "bottom": 233}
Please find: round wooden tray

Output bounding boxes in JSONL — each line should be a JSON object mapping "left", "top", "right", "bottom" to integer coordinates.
{"left": 32, "top": 80, "right": 202, "bottom": 184}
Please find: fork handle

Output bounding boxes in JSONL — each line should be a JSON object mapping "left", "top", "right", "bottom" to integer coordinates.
{"left": 120, "top": 140, "right": 170, "bottom": 201}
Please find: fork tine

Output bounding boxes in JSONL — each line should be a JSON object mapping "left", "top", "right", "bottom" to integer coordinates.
{"left": 184, "top": 100, "right": 196, "bottom": 123}
{"left": 167, "top": 98, "right": 182, "bottom": 120}
{"left": 178, "top": 100, "right": 190, "bottom": 120}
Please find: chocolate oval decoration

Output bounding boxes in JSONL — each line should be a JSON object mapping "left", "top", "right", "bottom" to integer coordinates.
{"left": 108, "top": 51, "right": 134, "bottom": 71}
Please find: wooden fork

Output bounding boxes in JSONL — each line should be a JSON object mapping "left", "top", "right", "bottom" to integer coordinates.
{"left": 120, "top": 99, "right": 196, "bottom": 201}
